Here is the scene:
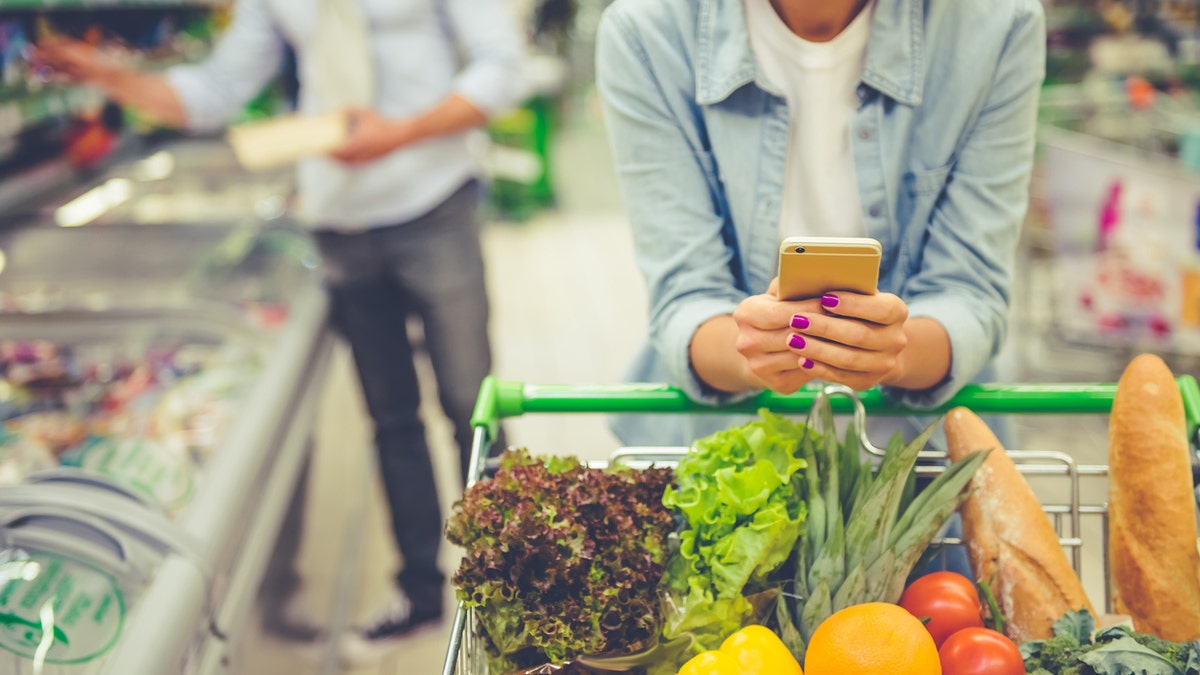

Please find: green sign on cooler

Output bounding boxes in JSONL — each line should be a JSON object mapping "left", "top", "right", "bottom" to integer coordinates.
{"left": 79, "top": 437, "right": 195, "bottom": 513}
{"left": 0, "top": 552, "right": 125, "bottom": 664}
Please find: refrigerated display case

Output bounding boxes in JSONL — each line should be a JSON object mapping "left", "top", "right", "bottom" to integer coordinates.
{"left": 0, "top": 181, "right": 333, "bottom": 675}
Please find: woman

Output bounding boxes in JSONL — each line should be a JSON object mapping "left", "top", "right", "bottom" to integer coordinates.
{"left": 595, "top": 0, "right": 1045, "bottom": 447}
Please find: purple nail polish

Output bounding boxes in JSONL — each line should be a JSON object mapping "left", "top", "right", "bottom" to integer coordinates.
{"left": 821, "top": 294, "right": 840, "bottom": 308}
{"left": 791, "top": 314, "right": 810, "bottom": 330}
{"left": 802, "top": 358, "right": 815, "bottom": 369}
{"left": 788, "top": 334, "right": 806, "bottom": 349}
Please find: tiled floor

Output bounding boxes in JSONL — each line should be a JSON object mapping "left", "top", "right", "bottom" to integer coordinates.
{"left": 236, "top": 88, "right": 1159, "bottom": 673}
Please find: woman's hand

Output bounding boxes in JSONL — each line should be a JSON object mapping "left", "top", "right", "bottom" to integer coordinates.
{"left": 730, "top": 289, "right": 825, "bottom": 394}
{"left": 730, "top": 280, "right": 911, "bottom": 394}
{"left": 784, "top": 291, "right": 910, "bottom": 391}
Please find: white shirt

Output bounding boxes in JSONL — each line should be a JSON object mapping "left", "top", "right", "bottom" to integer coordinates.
{"left": 743, "top": 0, "right": 874, "bottom": 239}
{"left": 167, "top": 0, "right": 526, "bottom": 230}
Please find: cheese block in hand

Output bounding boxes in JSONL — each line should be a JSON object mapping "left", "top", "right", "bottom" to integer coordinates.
{"left": 945, "top": 407, "right": 1096, "bottom": 644}
{"left": 1109, "top": 353, "right": 1200, "bottom": 641}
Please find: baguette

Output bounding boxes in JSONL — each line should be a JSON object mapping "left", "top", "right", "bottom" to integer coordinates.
{"left": 1108, "top": 353, "right": 1200, "bottom": 641}
{"left": 945, "top": 407, "right": 1096, "bottom": 644}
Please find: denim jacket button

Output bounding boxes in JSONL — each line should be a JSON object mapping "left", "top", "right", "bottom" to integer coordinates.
{"left": 869, "top": 204, "right": 883, "bottom": 218}
{"left": 858, "top": 127, "right": 874, "bottom": 141}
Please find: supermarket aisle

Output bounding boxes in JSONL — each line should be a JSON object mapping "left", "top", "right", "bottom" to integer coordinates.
{"left": 241, "top": 96, "right": 646, "bottom": 675}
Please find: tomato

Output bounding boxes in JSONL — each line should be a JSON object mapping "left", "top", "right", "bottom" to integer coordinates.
{"left": 897, "top": 571, "right": 984, "bottom": 648}
{"left": 938, "top": 627, "right": 1024, "bottom": 675}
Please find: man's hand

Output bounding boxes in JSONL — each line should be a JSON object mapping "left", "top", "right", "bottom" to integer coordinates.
{"left": 328, "top": 108, "right": 419, "bottom": 164}
{"left": 35, "top": 37, "right": 115, "bottom": 84}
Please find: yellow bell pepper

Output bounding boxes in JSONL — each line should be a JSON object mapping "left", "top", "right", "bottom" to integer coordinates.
{"left": 677, "top": 649, "right": 742, "bottom": 675}
{"left": 677, "top": 625, "right": 803, "bottom": 675}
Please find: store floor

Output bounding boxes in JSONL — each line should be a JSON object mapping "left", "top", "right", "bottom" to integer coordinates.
{"left": 235, "top": 96, "right": 1126, "bottom": 674}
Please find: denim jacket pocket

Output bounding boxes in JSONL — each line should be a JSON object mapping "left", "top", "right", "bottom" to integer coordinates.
{"left": 905, "top": 163, "right": 953, "bottom": 196}
{"left": 898, "top": 163, "right": 955, "bottom": 276}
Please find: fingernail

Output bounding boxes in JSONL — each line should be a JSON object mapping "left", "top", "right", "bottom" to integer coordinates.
{"left": 821, "top": 294, "right": 839, "bottom": 308}
{"left": 802, "top": 358, "right": 815, "bottom": 369}
{"left": 790, "top": 314, "right": 810, "bottom": 330}
{"left": 788, "top": 334, "right": 806, "bottom": 349}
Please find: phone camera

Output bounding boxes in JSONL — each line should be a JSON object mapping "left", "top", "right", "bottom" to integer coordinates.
{"left": 794, "top": 247, "right": 806, "bottom": 254}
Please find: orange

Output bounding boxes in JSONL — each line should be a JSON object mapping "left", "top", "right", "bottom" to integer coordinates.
{"left": 803, "top": 602, "right": 941, "bottom": 675}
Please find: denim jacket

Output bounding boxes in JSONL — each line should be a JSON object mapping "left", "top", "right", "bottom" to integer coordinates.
{"left": 595, "top": 0, "right": 1046, "bottom": 446}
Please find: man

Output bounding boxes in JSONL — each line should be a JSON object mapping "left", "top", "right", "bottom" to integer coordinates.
{"left": 39, "top": 0, "right": 525, "bottom": 659}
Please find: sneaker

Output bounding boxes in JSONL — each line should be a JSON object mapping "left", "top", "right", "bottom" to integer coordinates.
{"left": 339, "top": 587, "right": 444, "bottom": 665}
{"left": 260, "top": 593, "right": 325, "bottom": 643}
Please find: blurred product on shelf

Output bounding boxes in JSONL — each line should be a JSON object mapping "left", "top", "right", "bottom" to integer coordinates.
{"left": 1025, "top": 1, "right": 1200, "bottom": 364}
{"left": 0, "top": 336, "right": 261, "bottom": 516}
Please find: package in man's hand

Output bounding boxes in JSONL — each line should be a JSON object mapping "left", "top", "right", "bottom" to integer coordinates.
{"left": 227, "top": 111, "right": 348, "bottom": 171}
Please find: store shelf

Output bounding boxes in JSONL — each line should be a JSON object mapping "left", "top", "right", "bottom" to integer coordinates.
{"left": 0, "top": 0, "right": 227, "bottom": 8}
{"left": 0, "top": 85, "right": 104, "bottom": 138}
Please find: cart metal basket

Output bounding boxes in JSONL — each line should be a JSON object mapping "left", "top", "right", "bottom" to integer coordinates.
{"left": 442, "top": 376, "right": 1200, "bottom": 675}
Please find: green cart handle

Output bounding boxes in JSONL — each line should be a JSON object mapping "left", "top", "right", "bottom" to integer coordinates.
{"left": 471, "top": 375, "right": 1200, "bottom": 445}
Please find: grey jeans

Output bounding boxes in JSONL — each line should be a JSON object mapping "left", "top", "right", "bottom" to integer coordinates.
{"left": 314, "top": 179, "right": 498, "bottom": 604}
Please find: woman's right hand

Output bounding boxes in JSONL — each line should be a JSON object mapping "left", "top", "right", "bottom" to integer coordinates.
{"left": 731, "top": 282, "right": 823, "bottom": 394}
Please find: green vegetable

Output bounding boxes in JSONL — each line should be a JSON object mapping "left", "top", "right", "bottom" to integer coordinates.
{"left": 787, "top": 401, "right": 989, "bottom": 645}
{"left": 445, "top": 449, "right": 676, "bottom": 673}
{"left": 1021, "top": 609, "right": 1200, "bottom": 675}
{"left": 657, "top": 401, "right": 987, "bottom": 672}
{"left": 658, "top": 410, "right": 810, "bottom": 656}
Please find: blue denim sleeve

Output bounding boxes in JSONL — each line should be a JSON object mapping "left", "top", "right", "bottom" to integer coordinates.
{"left": 595, "top": 9, "right": 750, "bottom": 405}
{"left": 443, "top": 0, "right": 527, "bottom": 115}
{"left": 164, "top": 0, "right": 285, "bottom": 132}
{"left": 883, "top": 1, "right": 1046, "bottom": 409}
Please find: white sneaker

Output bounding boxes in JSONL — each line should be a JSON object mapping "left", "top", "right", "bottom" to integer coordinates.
{"left": 260, "top": 592, "right": 325, "bottom": 643}
{"left": 339, "top": 587, "right": 444, "bottom": 666}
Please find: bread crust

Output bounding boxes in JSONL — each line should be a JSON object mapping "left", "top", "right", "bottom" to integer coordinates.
{"left": 945, "top": 407, "right": 1096, "bottom": 644}
{"left": 1109, "top": 354, "right": 1200, "bottom": 641}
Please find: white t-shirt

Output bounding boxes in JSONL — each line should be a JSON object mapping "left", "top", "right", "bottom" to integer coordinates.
{"left": 743, "top": 0, "right": 874, "bottom": 239}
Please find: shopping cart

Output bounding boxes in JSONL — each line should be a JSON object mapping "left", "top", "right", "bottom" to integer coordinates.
{"left": 441, "top": 376, "right": 1200, "bottom": 675}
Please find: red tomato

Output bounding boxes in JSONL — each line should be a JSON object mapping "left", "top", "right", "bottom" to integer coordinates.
{"left": 938, "top": 627, "right": 1025, "bottom": 675}
{"left": 897, "top": 571, "right": 984, "bottom": 647}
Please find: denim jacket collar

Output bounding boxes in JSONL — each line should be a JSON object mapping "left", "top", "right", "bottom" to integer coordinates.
{"left": 695, "top": 0, "right": 925, "bottom": 106}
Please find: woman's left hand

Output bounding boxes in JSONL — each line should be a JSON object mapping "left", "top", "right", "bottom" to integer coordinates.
{"left": 784, "top": 291, "right": 909, "bottom": 391}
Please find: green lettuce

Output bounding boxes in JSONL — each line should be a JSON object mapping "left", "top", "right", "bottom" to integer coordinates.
{"left": 659, "top": 410, "right": 809, "bottom": 655}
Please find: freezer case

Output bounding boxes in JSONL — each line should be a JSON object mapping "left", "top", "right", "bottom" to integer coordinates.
{"left": 0, "top": 218, "right": 333, "bottom": 674}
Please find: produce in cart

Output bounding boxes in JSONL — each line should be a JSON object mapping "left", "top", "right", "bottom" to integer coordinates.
{"left": 657, "top": 402, "right": 989, "bottom": 673}
{"left": 446, "top": 449, "right": 676, "bottom": 674}
{"left": 944, "top": 406, "right": 1097, "bottom": 643}
{"left": 896, "top": 571, "right": 986, "bottom": 648}
{"left": 676, "top": 625, "right": 802, "bottom": 674}
{"left": 658, "top": 411, "right": 809, "bottom": 654}
{"left": 1108, "top": 354, "right": 1200, "bottom": 642}
{"left": 802, "top": 601, "right": 938, "bottom": 675}
{"left": 1021, "top": 609, "right": 1200, "bottom": 674}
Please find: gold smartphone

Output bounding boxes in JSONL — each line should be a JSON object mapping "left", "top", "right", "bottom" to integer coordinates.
{"left": 777, "top": 236, "right": 882, "bottom": 301}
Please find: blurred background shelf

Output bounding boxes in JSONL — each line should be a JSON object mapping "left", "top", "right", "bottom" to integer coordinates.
{"left": 0, "top": 85, "right": 103, "bottom": 138}
{"left": 0, "top": 0, "right": 227, "bottom": 8}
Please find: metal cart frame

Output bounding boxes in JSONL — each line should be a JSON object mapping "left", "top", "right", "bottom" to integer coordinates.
{"left": 442, "top": 376, "right": 1200, "bottom": 675}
